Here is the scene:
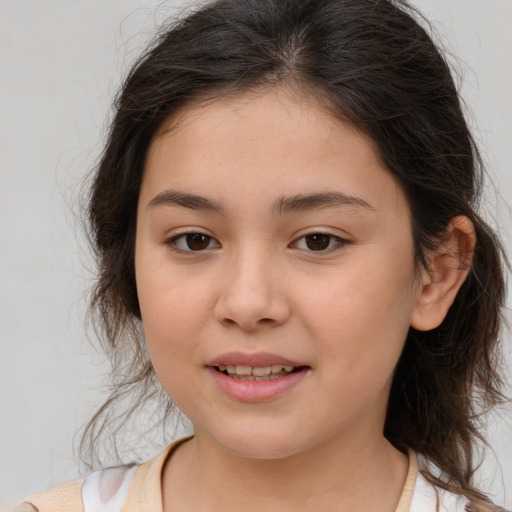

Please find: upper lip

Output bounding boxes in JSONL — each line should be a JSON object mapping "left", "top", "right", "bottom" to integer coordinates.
{"left": 207, "top": 351, "right": 306, "bottom": 368}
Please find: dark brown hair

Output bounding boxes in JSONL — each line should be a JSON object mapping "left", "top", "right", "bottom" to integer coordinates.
{"left": 83, "top": 0, "right": 508, "bottom": 505}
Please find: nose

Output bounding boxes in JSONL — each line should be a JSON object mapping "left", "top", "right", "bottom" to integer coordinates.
{"left": 214, "top": 247, "right": 291, "bottom": 331}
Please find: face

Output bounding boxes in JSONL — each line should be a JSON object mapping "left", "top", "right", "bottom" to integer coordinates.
{"left": 135, "top": 88, "right": 425, "bottom": 460}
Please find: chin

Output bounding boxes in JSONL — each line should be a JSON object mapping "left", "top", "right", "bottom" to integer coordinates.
{"left": 207, "top": 424, "right": 309, "bottom": 461}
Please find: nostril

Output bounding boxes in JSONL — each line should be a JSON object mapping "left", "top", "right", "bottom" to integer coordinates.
{"left": 214, "top": 289, "right": 291, "bottom": 330}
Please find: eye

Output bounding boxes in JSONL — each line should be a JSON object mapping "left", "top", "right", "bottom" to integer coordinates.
{"left": 166, "top": 232, "right": 220, "bottom": 252}
{"left": 292, "top": 233, "right": 347, "bottom": 252}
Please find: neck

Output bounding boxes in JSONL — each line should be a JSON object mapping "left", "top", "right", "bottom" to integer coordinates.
{"left": 162, "top": 430, "right": 409, "bottom": 512}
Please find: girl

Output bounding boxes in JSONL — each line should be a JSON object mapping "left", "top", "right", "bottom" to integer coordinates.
{"left": 13, "top": 0, "right": 510, "bottom": 510}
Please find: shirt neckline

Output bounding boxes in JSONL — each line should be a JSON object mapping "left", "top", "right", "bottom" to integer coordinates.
{"left": 125, "top": 439, "right": 419, "bottom": 512}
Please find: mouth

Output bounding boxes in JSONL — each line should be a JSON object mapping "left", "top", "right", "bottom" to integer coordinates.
{"left": 206, "top": 352, "right": 310, "bottom": 401}
{"left": 214, "top": 364, "right": 306, "bottom": 381}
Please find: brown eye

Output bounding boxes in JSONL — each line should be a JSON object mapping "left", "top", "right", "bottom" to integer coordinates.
{"left": 167, "top": 232, "right": 220, "bottom": 252}
{"left": 185, "top": 233, "right": 212, "bottom": 250}
{"left": 304, "top": 234, "right": 332, "bottom": 251}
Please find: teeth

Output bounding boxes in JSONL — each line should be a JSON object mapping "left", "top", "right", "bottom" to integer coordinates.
{"left": 252, "top": 366, "right": 271, "bottom": 376}
{"left": 217, "top": 364, "right": 297, "bottom": 377}
{"left": 235, "top": 365, "right": 252, "bottom": 375}
{"left": 229, "top": 374, "right": 285, "bottom": 381}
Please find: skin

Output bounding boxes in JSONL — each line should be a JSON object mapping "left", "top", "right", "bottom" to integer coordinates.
{"left": 134, "top": 87, "right": 474, "bottom": 512}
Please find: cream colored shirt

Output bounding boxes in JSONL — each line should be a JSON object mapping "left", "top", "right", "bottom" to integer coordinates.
{"left": 21, "top": 440, "right": 501, "bottom": 512}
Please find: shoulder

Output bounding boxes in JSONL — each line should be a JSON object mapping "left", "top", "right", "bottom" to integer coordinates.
{"left": 14, "top": 440, "right": 180, "bottom": 512}
{"left": 411, "top": 472, "right": 509, "bottom": 512}
{"left": 20, "top": 478, "right": 84, "bottom": 512}
{"left": 464, "top": 503, "right": 510, "bottom": 512}
{"left": 2, "top": 505, "right": 38, "bottom": 512}
{"left": 14, "top": 439, "right": 188, "bottom": 512}
{"left": 19, "top": 464, "right": 138, "bottom": 512}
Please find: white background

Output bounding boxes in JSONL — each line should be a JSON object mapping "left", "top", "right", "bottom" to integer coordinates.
{"left": 1, "top": 0, "right": 511, "bottom": 507}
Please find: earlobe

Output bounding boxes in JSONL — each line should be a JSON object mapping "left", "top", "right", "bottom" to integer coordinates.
{"left": 410, "top": 216, "right": 476, "bottom": 332}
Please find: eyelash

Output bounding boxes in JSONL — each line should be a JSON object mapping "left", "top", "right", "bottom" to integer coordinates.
{"left": 290, "top": 233, "right": 348, "bottom": 252}
{"left": 165, "top": 232, "right": 349, "bottom": 254}
{"left": 165, "top": 232, "right": 220, "bottom": 253}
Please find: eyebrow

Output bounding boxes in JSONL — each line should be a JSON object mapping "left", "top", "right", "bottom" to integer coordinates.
{"left": 148, "top": 190, "right": 226, "bottom": 215}
{"left": 147, "top": 189, "right": 373, "bottom": 215}
{"left": 272, "top": 192, "right": 373, "bottom": 215}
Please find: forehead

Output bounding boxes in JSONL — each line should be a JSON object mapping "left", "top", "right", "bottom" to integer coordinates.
{"left": 141, "top": 87, "right": 408, "bottom": 217}
{"left": 151, "top": 87, "right": 375, "bottom": 163}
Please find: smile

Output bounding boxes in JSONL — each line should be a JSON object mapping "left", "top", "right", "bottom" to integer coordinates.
{"left": 216, "top": 364, "right": 298, "bottom": 380}
{"left": 208, "top": 362, "right": 309, "bottom": 402}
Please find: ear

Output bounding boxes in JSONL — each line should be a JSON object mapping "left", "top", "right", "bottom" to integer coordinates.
{"left": 410, "top": 216, "right": 476, "bottom": 331}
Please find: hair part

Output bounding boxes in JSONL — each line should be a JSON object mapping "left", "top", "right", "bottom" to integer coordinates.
{"left": 82, "top": 0, "right": 508, "bottom": 505}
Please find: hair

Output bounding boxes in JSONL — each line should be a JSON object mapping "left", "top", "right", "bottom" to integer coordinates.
{"left": 82, "top": 0, "right": 508, "bottom": 506}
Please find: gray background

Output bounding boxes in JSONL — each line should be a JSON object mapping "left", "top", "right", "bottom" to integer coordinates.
{"left": 1, "top": 0, "right": 511, "bottom": 507}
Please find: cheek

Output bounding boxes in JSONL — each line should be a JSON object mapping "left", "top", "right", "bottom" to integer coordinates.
{"left": 135, "top": 253, "right": 212, "bottom": 370}
{"left": 137, "top": 278, "right": 208, "bottom": 408}
{"left": 297, "top": 253, "right": 417, "bottom": 371}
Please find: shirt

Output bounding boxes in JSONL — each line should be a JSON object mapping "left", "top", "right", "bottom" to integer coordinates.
{"left": 23, "top": 438, "right": 506, "bottom": 512}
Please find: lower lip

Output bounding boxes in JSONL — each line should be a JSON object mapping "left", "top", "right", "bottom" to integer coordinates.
{"left": 207, "top": 367, "right": 308, "bottom": 402}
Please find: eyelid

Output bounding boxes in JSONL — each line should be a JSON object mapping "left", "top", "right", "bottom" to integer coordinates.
{"left": 289, "top": 229, "right": 351, "bottom": 252}
{"left": 165, "top": 229, "right": 221, "bottom": 253}
{"left": 163, "top": 227, "right": 350, "bottom": 254}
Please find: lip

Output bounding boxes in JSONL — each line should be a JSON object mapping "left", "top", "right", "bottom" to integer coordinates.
{"left": 206, "top": 352, "right": 310, "bottom": 402}
{"left": 207, "top": 366, "right": 308, "bottom": 402}
{"left": 206, "top": 351, "right": 305, "bottom": 367}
